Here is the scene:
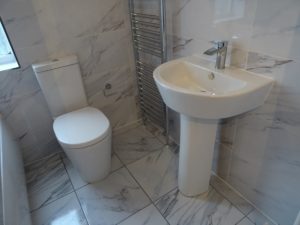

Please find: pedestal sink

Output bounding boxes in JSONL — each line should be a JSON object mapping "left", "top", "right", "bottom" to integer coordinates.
{"left": 153, "top": 55, "right": 274, "bottom": 196}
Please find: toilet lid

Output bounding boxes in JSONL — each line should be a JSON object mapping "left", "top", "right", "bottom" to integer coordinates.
{"left": 53, "top": 107, "right": 110, "bottom": 149}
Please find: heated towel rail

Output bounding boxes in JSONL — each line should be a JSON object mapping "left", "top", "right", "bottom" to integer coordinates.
{"left": 128, "top": 0, "right": 168, "bottom": 135}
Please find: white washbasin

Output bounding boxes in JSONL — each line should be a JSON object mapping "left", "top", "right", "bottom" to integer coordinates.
{"left": 154, "top": 56, "right": 274, "bottom": 119}
{"left": 153, "top": 55, "right": 274, "bottom": 197}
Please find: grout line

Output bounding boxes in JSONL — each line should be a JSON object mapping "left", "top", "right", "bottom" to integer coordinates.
{"left": 115, "top": 203, "right": 153, "bottom": 225}
{"left": 113, "top": 125, "right": 174, "bottom": 225}
{"left": 234, "top": 215, "right": 252, "bottom": 225}
{"left": 113, "top": 125, "right": 166, "bottom": 166}
{"left": 246, "top": 208, "right": 255, "bottom": 217}
{"left": 64, "top": 154, "right": 126, "bottom": 192}
{"left": 113, "top": 119, "right": 143, "bottom": 136}
{"left": 144, "top": 122, "right": 168, "bottom": 145}
{"left": 113, "top": 140, "right": 166, "bottom": 168}
{"left": 210, "top": 183, "right": 253, "bottom": 217}
{"left": 41, "top": 125, "right": 169, "bottom": 225}
{"left": 73, "top": 183, "right": 89, "bottom": 192}
{"left": 28, "top": 154, "right": 74, "bottom": 213}
{"left": 29, "top": 191, "right": 75, "bottom": 214}
{"left": 61, "top": 155, "right": 91, "bottom": 225}
{"left": 123, "top": 164, "right": 152, "bottom": 202}
{"left": 73, "top": 165, "right": 127, "bottom": 193}
{"left": 24, "top": 150, "right": 63, "bottom": 168}
{"left": 25, "top": 152, "right": 61, "bottom": 170}
{"left": 153, "top": 201, "right": 171, "bottom": 225}
{"left": 152, "top": 188, "right": 176, "bottom": 225}
{"left": 123, "top": 163, "right": 171, "bottom": 225}
{"left": 62, "top": 160, "right": 154, "bottom": 225}
{"left": 73, "top": 190, "right": 91, "bottom": 225}
{"left": 60, "top": 155, "right": 90, "bottom": 191}
{"left": 211, "top": 172, "right": 255, "bottom": 209}
{"left": 118, "top": 147, "right": 165, "bottom": 167}
{"left": 212, "top": 172, "right": 278, "bottom": 225}
{"left": 113, "top": 153, "right": 125, "bottom": 167}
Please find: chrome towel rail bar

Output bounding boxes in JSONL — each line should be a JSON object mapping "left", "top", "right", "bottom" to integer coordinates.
{"left": 133, "top": 34, "right": 161, "bottom": 43}
{"left": 129, "top": 0, "right": 168, "bottom": 140}
{"left": 132, "top": 20, "right": 161, "bottom": 28}
{"left": 131, "top": 12, "right": 160, "bottom": 20}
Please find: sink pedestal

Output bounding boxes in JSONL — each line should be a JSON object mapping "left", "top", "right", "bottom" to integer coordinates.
{"left": 178, "top": 115, "right": 218, "bottom": 196}
{"left": 153, "top": 55, "right": 274, "bottom": 197}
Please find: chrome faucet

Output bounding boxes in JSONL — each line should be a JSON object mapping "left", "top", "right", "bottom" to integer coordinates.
{"left": 204, "top": 40, "right": 228, "bottom": 69}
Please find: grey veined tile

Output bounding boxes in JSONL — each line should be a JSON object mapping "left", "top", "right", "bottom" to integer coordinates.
{"left": 31, "top": 192, "right": 88, "bottom": 225}
{"left": 25, "top": 154, "right": 73, "bottom": 211}
{"left": 237, "top": 217, "right": 255, "bottom": 225}
{"left": 127, "top": 145, "right": 179, "bottom": 201}
{"left": 155, "top": 187, "right": 245, "bottom": 225}
{"left": 247, "top": 210, "right": 277, "bottom": 225}
{"left": 113, "top": 125, "right": 164, "bottom": 164}
{"left": 76, "top": 167, "right": 150, "bottom": 225}
{"left": 210, "top": 175, "right": 254, "bottom": 215}
{"left": 119, "top": 204, "right": 168, "bottom": 225}
{"left": 63, "top": 153, "right": 123, "bottom": 190}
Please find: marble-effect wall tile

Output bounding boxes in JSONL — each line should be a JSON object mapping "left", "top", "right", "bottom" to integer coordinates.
{"left": 169, "top": 0, "right": 300, "bottom": 224}
{"left": 249, "top": 0, "right": 300, "bottom": 61}
{"left": 0, "top": 0, "right": 140, "bottom": 164}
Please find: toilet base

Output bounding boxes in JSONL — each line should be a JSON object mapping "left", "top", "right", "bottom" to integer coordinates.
{"left": 62, "top": 131, "right": 112, "bottom": 183}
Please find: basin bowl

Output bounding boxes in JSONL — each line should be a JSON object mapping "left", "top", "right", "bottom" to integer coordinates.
{"left": 154, "top": 57, "right": 274, "bottom": 119}
{"left": 153, "top": 56, "right": 274, "bottom": 196}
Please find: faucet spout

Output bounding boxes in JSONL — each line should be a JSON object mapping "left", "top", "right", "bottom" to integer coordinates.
{"left": 203, "top": 47, "right": 218, "bottom": 56}
{"left": 203, "top": 40, "right": 228, "bottom": 69}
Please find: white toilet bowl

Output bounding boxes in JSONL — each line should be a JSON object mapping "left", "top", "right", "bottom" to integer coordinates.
{"left": 54, "top": 107, "right": 111, "bottom": 182}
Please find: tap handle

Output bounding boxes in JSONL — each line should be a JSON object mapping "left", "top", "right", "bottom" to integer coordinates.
{"left": 210, "top": 40, "right": 228, "bottom": 48}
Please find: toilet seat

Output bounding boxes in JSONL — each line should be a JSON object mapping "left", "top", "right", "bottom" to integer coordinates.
{"left": 53, "top": 107, "right": 110, "bottom": 149}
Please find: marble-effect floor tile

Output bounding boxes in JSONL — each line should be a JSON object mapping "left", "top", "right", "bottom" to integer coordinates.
{"left": 76, "top": 167, "right": 150, "bottom": 225}
{"left": 156, "top": 187, "right": 245, "bottom": 225}
{"left": 247, "top": 210, "right": 276, "bottom": 225}
{"left": 63, "top": 153, "right": 123, "bottom": 190}
{"left": 127, "top": 145, "right": 179, "bottom": 201}
{"left": 25, "top": 125, "right": 278, "bottom": 225}
{"left": 26, "top": 154, "right": 73, "bottom": 211}
{"left": 237, "top": 217, "right": 255, "bottom": 225}
{"left": 118, "top": 204, "right": 168, "bottom": 225}
{"left": 144, "top": 121, "right": 168, "bottom": 144}
{"left": 210, "top": 175, "right": 254, "bottom": 215}
{"left": 31, "top": 192, "right": 88, "bottom": 225}
{"left": 113, "top": 125, "right": 165, "bottom": 164}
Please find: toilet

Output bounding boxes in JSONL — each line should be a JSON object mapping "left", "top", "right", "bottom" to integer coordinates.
{"left": 32, "top": 55, "right": 111, "bottom": 183}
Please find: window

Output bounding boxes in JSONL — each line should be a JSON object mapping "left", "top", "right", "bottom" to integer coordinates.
{"left": 0, "top": 17, "right": 19, "bottom": 72}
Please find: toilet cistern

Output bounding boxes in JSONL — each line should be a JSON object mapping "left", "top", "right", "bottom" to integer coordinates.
{"left": 204, "top": 40, "right": 228, "bottom": 70}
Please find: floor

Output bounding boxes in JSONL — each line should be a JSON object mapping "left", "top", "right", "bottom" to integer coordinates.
{"left": 25, "top": 124, "right": 275, "bottom": 225}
